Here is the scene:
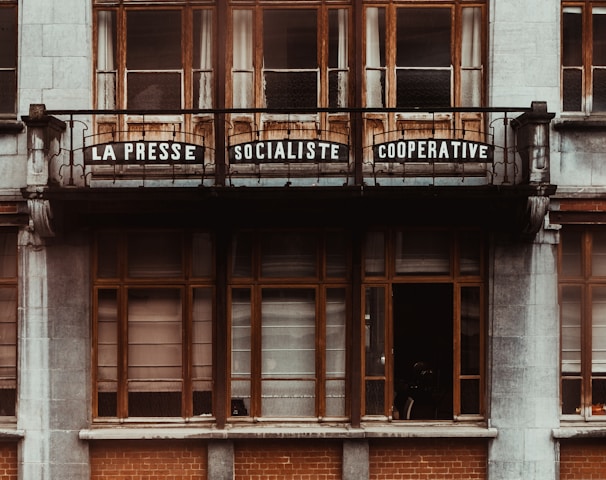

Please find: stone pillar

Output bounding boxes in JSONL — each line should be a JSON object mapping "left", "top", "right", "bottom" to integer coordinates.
{"left": 17, "top": 230, "right": 91, "bottom": 480}
{"left": 488, "top": 227, "right": 559, "bottom": 480}
{"left": 343, "top": 440, "right": 369, "bottom": 480}
{"left": 208, "top": 441, "right": 234, "bottom": 480}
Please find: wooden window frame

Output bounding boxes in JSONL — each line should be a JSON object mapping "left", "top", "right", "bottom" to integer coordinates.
{"left": 92, "top": 230, "right": 215, "bottom": 421}
{"left": 363, "top": 1, "right": 487, "bottom": 110}
{"left": 0, "top": 4, "right": 17, "bottom": 117}
{"left": 0, "top": 231, "right": 17, "bottom": 418}
{"left": 562, "top": 1, "right": 606, "bottom": 114}
{"left": 559, "top": 227, "right": 606, "bottom": 420}
{"left": 361, "top": 227, "right": 486, "bottom": 421}
{"left": 228, "top": 229, "right": 350, "bottom": 420}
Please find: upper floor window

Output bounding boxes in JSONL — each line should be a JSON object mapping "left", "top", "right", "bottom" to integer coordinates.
{"left": 0, "top": 5, "right": 17, "bottom": 115}
{"left": 560, "top": 228, "right": 606, "bottom": 419}
{"left": 365, "top": 3, "right": 484, "bottom": 109}
{"left": 562, "top": 3, "right": 606, "bottom": 113}
{"left": 0, "top": 232, "right": 17, "bottom": 417}
{"left": 95, "top": 5, "right": 213, "bottom": 110}
{"left": 232, "top": 6, "right": 349, "bottom": 110}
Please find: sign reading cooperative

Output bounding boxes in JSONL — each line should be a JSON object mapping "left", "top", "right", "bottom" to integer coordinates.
{"left": 229, "top": 139, "right": 349, "bottom": 163}
{"left": 373, "top": 139, "right": 494, "bottom": 162}
{"left": 83, "top": 141, "right": 205, "bottom": 165}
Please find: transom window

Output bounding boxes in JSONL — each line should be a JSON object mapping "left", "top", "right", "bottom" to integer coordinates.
{"left": 93, "top": 231, "right": 214, "bottom": 419}
{"left": 95, "top": 5, "right": 213, "bottom": 110}
{"left": 229, "top": 230, "right": 349, "bottom": 419}
{"left": 560, "top": 228, "right": 606, "bottom": 418}
{"left": 0, "top": 4, "right": 17, "bottom": 115}
{"left": 365, "top": 3, "right": 484, "bottom": 108}
{"left": 562, "top": 2, "right": 606, "bottom": 113}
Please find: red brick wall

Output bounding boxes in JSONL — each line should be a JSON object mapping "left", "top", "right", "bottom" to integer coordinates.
{"left": 0, "top": 443, "right": 18, "bottom": 480}
{"left": 90, "top": 440, "right": 207, "bottom": 480}
{"left": 234, "top": 440, "right": 342, "bottom": 480}
{"left": 560, "top": 440, "right": 606, "bottom": 480}
{"left": 369, "top": 439, "right": 487, "bottom": 480}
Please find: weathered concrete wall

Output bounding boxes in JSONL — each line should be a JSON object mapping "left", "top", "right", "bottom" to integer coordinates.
{"left": 488, "top": 227, "right": 560, "bottom": 480}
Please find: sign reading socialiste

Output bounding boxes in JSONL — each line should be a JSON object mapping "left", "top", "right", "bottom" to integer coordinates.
{"left": 229, "top": 139, "right": 349, "bottom": 163}
{"left": 84, "top": 141, "right": 205, "bottom": 165}
{"left": 373, "top": 139, "right": 494, "bottom": 163}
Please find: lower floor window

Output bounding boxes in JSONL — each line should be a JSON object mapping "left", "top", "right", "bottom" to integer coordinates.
{"left": 560, "top": 228, "right": 606, "bottom": 417}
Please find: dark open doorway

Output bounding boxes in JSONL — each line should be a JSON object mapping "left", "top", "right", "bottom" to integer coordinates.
{"left": 393, "top": 283, "right": 453, "bottom": 420}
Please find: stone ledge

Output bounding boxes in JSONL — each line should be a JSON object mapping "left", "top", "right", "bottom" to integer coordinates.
{"left": 0, "top": 428, "right": 25, "bottom": 441}
{"left": 80, "top": 424, "right": 497, "bottom": 441}
{"left": 0, "top": 119, "right": 24, "bottom": 134}
{"left": 553, "top": 426, "right": 606, "bottom": 439}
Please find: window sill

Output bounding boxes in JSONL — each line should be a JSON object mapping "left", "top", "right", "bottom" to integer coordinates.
{"left": 0, "top": 119, "right": 24, "bottom": 134}
{"left": 79, "top": 423, "right": 497, "bottom": 441}
{"left": 553, "top": 425, "right": 606, "bottom": 439}
{"left": 554, "top": 117, "right": 606, "bottom": 131}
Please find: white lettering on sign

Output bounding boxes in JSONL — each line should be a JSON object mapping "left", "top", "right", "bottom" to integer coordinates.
{"left": 230, "top": 140, "right": 348, "bottom": 163}
{"left": 374, "top": 139, "right": 493, "bottom": 162}
{"left": 84, "top": 141, "right": 204, "bottom": 164}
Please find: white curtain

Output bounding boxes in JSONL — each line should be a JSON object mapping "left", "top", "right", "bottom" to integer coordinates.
{"left": 97, "top": 11, "right": 116, "bottom": 109}
{"left": 461, "top": 7, "right": 482, "bottom": 107}
{"left": 336, "top": 9, "right": 348, "bottom": 107}
{"left": 233, "top": 10, "right": 254, "bottom": 108}
{"left": 366, "top": 8, "right": 383, "bottom": 108}
{"left": 197, "top": 10, "right": 213, "bottom": 109}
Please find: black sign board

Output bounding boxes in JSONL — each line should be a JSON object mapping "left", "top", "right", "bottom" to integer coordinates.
{"left": 84, "top": 141, "right": 205, "bottom": 165}
{"left": 229, "top": 139, "right": 349, "bottom": 164}
{"left": 373, "top": 139, "right": 494, "bottom": 163}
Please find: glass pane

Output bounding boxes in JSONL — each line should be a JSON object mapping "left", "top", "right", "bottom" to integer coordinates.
{"left": 563, "top": 8, "right": 583, "bottom": 66}
{"left": 264, "top": 71, "right": 318, "bottom": 109}
{"left": 592, "top": 231, "right": 606, "bottom": 276}
{"left": 231, "top": 380, "right": 250, "bottom": 416}
{"left": 329, "top": 9, "right": 348, "bottom": 108}
{"left": 192, "top": 289, "right": 212, "bottom": 386}
{"left": 232, "top": 10, "right": 253, "bottom": 109}
{"left": 461, "top": 8, "right": 482, "bottom": 68}
{"left": 365, "top": 7, "right": 386, "bottom": 108}
{"left": 97, "top": 232, "right": 119, "bottom": 278}
{"left": 397, "top": 8, "right": 451, "bottom": 67}
{"left": 193, "top": 71, "right": 213, "bottom": 109}
{"left": 0, "top": 71, "right": 16, "bottom": 114}
{"left": 395, "top": 231, "right": 451, "bottom": 275}
{"left": 0, "top": 8, "right": 16, "bottom": 68}
{"left": 561, "top": 286, "right": 582, "bottom": 374}
{"left": 0, "top": 233, "right": 16, "bottom": 278}
{"left": 260, "top": 232, "right": 317, "bottom": 278}
{"left": 461, "top": 287, "right": 481, "bottom": 376}
{"left": 231, "top": 289, "right": 251, "bottom": 377}
{"left": 365, "top": 379, "right": 385, "bottom": 415}
{"left": 127, "top": 289, "right": 182, "bottom": 383}
{"left": 193, "top": 10, "right": 212, "bottom": 70}
{"left": 232, "top": 232, "right": 253, "bottom": 278}
{"left": 592, "top": 69, "right": 606, "bottom": 112}
{"left": 262, "top": 289, "right": 315, "bottom": 379}
{"left": 459, "top": 230, "right": 481, "bottom": 276}
{"left": 261, "top": 380, "right": 315, "bottom": 417}
{"left": 562, "top": 378, "right": 581, "bottom": 415}
{"left": 592, "top": 377, "right": 606, "bottom": 413}
{"left": 326, "top": 231, "right": 347, "bottom": 278}
{"left": 97, "top": 289, "right": 117, "bottom": 418}
{"left": 128, "top": 391, "right": 181, "bottom": 417}
{"left": 365, "top": 231, "right": 385, "bottom": 276}
{"left": 127, "top": 10, "right": 181, "bottom": 70}
{"left": 460, "top": 379, "right": 479, "bottom": 415}
{"left": 397, "top": 69, "right": 451, "bottom": 108}
{"left": 561, "top": 230, "right": 582, "bottom": 277}
{"left": 326, "top": 289, "right": 346, "bottom": 377}
{"left": 461, "top": 69, "right": 481, "bottom": 108}
{"left": 326, "top": 379, "right": 345, "bottom": 417}
{"left": 563, "top": 69, "right": 583, "bottom": 111}
{"left": 263, "top": 10, "right": 317, "bottom": 69}
{"left": 592, "top": 287, "right": 606, "bottom": 374}
{"left": 96, "top": 72, "right": 116, "bottom": 110}
{"left": 192, "top": 233, "right": 212, "bottom": 277}
{"left": 127, "top": 231, "right": 182, "bottom": 278}
{"left": 127, "top": 72, "right": 182, "bottom": 110}
{"left": 365, "top": 287, "right": 385, "bottom": 377}
{"left": 593, "top": 8, "right": 606, "bottom": 66}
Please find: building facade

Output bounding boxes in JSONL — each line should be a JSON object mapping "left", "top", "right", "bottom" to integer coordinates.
{"left": 0, "top": 0, "right": 604, "bottom": 479}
